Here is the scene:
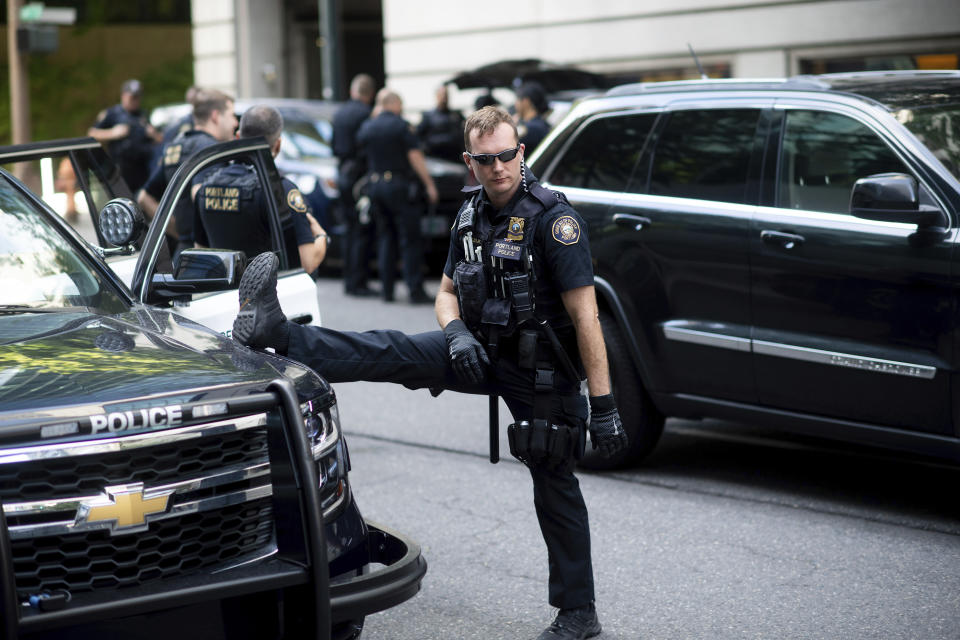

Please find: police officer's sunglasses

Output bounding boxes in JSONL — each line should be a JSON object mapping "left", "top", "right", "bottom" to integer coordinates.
{"left": 466, "top": 145, "right": 521, "bottom": 166}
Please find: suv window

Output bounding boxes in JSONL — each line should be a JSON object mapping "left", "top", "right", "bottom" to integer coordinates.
{"left": 778, "top": 110, "right": 910, "bottom": 213}
{"left": 649, "top": 109, "right": 760, "bottom": 204}
{"left": 549, "top": 113, "right": 657, "bottom": 192}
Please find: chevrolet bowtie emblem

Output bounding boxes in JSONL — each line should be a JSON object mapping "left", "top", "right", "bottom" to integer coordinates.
{"left": 77, "top": 483, "right": 173, "bottom": 534}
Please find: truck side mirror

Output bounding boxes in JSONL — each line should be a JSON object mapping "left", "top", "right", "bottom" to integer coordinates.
{"left": 149, "top": 249, "right": 246, "bottom": 299}
{"left": 850, "top": 173, "right": 946, "bottom": 229}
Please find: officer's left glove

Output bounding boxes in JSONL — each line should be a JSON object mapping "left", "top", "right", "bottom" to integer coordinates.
{"left": 443, "top": 319, "right": 490, "bottom": 385}
{"left": 588, "top": 394, "right": 628, "bottom": 458}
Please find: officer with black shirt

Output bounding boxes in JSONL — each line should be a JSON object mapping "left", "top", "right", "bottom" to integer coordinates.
{"left": 416, "top": 84, "right": 465, "bottom": 163}
{"left": 231, "top": 105, "right": 626, "bottom": 640}
{"left": 357, "top": 88, "right": 438, "bottom": 304}
{"left": 88, "top": 79, "right": 160, "bottom": 193}
{"left": 137, "top": 89, "right": 238, "bottom": 257}
{"left": 515, "top": 82, "right": 551, "bottom": 155}
{"left": 196, "top": 105, "right": 328, "bottom": 273}
{"left": 333, "top": 74, "right": 376, "bottom": 296}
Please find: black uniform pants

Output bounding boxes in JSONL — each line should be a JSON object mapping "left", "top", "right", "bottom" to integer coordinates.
{"left": 369, "top": 180, "right": 424, "bottom": 298}
{"left": 337, "top": 162, "right": 372, "bottom": 293}
{"left": 287, "top": 323, "right": 595, "bottom": 609}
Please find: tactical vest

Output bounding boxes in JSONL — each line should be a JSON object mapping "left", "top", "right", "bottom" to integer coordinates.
{"left": 163, "top": 130, "right": 217, "bottom": 242}
{"left": 196, "top": 164, "right": 271, "bottom": 261}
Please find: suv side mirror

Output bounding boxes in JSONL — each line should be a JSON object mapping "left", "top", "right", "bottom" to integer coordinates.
{"left": 850, "top": 173, "right": 946, "bottom": 229}
{"left": 149, "top": 248, "right": 245, "bottom": 299}
{"left": 97, "top": 197, "right": 146, "bottom": 254}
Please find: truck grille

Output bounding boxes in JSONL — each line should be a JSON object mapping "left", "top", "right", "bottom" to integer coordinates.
{"left": 1, "top": 414, "right": 277, "bottom": 598}
{"left": 12, "top": 498, "right": 273, "bottom": 594}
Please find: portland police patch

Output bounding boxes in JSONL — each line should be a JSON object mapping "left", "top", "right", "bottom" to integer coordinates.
{"left": 287, "top": 188, "right": 308, "bottom": 213}
{"left": 551, "top": 216, "right": 580, "bottom": 245}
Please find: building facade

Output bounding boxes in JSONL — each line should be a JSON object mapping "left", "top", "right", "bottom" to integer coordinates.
{"left": 193, "top": 0, "right": 959, "bottom": 114}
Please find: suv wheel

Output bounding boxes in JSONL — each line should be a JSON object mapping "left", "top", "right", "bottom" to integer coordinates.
{"left": 579, "top": 312, "right": 665, "bottom": 470}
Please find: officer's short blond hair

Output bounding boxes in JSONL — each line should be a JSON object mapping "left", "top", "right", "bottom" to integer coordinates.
{"left": 463, "top": 106, "right": 517, "bottom": 152}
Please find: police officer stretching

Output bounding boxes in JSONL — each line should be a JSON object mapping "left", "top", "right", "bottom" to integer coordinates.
{"left": 137, "top": 89, "right": 238, "bottom": 257}
{"left": 231, "top": 106, "right": 626, "bottom": 640}
{"left": 333, "top": 74, "right": 376, "bottom": 297}
{"left": 357, "top": 89, "right": 438, "bottom": 304}
{"left": 195, "top": 105, "right": 328, "bottom": 273}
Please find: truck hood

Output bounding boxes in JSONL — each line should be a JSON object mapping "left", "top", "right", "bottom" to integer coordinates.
{"left": 0, "top": 306, "right": 325, "bottom": 417}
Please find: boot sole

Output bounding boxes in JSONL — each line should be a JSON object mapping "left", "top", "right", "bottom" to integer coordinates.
{"left": 233, "top": 252, "right": 279, "bottom": 345}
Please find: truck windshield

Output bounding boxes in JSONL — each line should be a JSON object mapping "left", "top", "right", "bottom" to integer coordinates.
{"left": 0, "top": 175, "right": 127, "bottom": 314}
{"left": 896, "top": 105, "right": 960, "bottom": 182}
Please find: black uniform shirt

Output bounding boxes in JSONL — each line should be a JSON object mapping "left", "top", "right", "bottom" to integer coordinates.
{"left": 416, "top": 106, "right": 465, "bottom": 162}
{"left": 194, "top": 163, "right": 271, "bottom": 260}
{"left": 356, "top": 112, "right": 420, "bottom": 175}
{"left": 143, "top": 129, "right": 219, "bottom": 200}
{"left": 332, "top": 99, "right": 372, "bottom": 161}
{"left": 518, "top": 116, "right": 550, "bottom": 154}
{"left": 94, "top": 104, "right": 154, "bottom": 190}
{"left": 282, "top": 177, "right": 316, "bottom": 247}
{"left": 444, "top": 175, "right": 593, "bottom": 329}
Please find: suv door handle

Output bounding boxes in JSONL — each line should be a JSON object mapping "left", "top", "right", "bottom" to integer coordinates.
{"left": 760, "top": 230, "right": 805, "bottom": 250}
{"left": 613, "top": 213, "right": 652, "bottom": 231}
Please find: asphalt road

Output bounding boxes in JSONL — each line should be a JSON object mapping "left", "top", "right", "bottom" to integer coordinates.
{"left": 310, "top": 275, "right": 960, "bottom": 640}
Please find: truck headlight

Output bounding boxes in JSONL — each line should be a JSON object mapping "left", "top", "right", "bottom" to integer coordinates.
{"left": 301, "top": 397, "right": 349, "bottom": 514}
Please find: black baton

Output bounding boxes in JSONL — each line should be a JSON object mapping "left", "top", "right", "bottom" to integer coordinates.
{"left": 489, "top": 394, "right": 499, "bottom": 463}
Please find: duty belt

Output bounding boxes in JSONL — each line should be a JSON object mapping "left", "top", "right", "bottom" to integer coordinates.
{"left": 369, "top": 171, "right": 394, "bottom": 182}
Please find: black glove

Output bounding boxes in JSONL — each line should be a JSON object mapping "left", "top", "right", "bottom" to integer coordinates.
{"left": 443, "top": 319, "right": 489, "bottom": 385}
{"left": 589, "top": 394, "right": 628, "bottom": 458}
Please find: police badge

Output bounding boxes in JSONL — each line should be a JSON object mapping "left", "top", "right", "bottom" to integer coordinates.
{"left": 507, "top": 216, "right": 525, "bottom": 241}
{"left": 551, "top": 216, "right": 580, "bottom": 245}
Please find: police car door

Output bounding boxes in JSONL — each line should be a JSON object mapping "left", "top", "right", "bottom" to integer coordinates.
{"left": 129, "top": 138, "right": 322, "bottom": 334}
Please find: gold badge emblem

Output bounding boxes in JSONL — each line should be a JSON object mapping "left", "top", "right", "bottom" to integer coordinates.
{"left": 507, "top": 217, "right": 525, "bottom": 241}
{"left": 78, "top": 483, "right": 173, "bottom": 534}
{"left": 163, "top": 144, "right": 182, "bottom": 166}
{"left": 551, "top": 216, "right": 581, "bottom": 245}
{"left": 287, "top": 188, "right": 308, "bottom": 213}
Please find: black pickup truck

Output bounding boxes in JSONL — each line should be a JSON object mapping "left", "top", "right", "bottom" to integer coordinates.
{"left": 0, "top": 141, "right": 425, "bottom": 639}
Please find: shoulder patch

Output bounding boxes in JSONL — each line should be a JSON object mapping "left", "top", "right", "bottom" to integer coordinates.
{"left": 551, "top": 215, "right": 581, "bottom": 245}
{"left": 287, "top": 188, "right": 308, "bottom": 213}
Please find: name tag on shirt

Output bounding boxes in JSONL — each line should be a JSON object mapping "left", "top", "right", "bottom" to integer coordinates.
{"left": 491, "top": 241, "right": 522, "bottom": 261}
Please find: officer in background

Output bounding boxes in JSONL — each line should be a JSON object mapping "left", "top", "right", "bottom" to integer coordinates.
{"left": 88, "top": 79, "right": 161, "bottom": 193}
{"left": 333, "top": 73, "right": 376, "bottom": 297}
{"left": 231, "top": 105, "right": 626, "bottom": 640}
{"left": 137, "top": 89, "right": 238, "bottom": 257}
{"left": 357, "top": 88, "right": 438, "bottom": 304}
{"left": 195, "top": 105, "right": 328, "bottom": 273}
{"left": 416, "top": 84, "right": 465, "bottom": 163}
{"left": 154, "top": 85, "right": 201, "bottom": 171}
{"left": 514, "top": 82, "right": 551, "bottom": 155}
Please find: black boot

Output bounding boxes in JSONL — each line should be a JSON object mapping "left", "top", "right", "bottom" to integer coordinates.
{"left": 232, "top": 252, "right": 290, "bottom": 353}
{"left": 535, "top": 603, "right": 602, "bottom": 640}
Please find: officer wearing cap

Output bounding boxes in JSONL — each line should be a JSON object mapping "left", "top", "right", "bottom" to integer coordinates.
{"left": 231, "top": 105, "right": 626, "bottom": 640}
{"left": 88, "top": 79, "right": 160, "bottom": 193}
{"left": 137, "top": 89, "right": 238, "bottom": 257}
{"left": 195, "top": 105, "right": 328, "bottom": 273}
{"left": 514, "top": 82, "right": 551, "bottom": 155}
{"left": 357, "top": 88, "right": 439, "bottom": 304}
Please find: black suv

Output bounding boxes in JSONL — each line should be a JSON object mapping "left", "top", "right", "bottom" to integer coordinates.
{"left": 528, "top": 70, "right": 960, "bottom": 469}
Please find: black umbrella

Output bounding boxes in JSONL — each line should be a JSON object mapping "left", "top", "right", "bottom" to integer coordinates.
{"left": 447, "top": 58, "right": 609, "bottom": 93}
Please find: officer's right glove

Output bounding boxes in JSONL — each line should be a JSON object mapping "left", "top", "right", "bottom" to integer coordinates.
{"left": 442, "top": 319, "right": 489, "bottom": 385}
{"left": 589, "top": 394, "right": 629, "bottom": 458}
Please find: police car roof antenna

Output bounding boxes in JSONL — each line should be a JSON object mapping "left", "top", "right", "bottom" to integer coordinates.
{"left": 688, "top": 43, "right": 708, "bottom": 80}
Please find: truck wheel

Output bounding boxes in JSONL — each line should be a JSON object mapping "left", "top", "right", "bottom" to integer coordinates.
{"left": 579, "top": 311, "right": 665, "bottom": 470}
